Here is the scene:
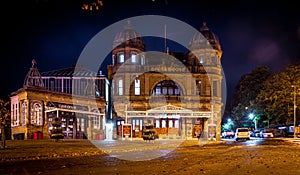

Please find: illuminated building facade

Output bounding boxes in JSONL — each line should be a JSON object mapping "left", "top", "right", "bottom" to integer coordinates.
{"left": 10, "top": 60, "right": 109, "bottom": 140}
{"left": 9, "top": 21, "right": 223, "bottom": 141}
{"left": 108, "top": 22, "right": 223, "bottom": 140}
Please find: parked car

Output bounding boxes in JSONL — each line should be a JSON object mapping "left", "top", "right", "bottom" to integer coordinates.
{"left": 235, "top": 128, "right": 250, "bottom": 141}
{"left": 260, "top": 128, "right": 274, "bottom": 138}
{"left": 254, "top": 130, "right": 261, "bottom": 137}
{"left": 222, "top": 130, "right": 235, "bottom": 138}
{"left": 249, "top": 130, "right": 261, "bottom": 137}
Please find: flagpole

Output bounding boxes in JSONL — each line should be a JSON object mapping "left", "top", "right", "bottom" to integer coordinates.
{"left": 164, "top": 24, "right": 167, "bottom": 53}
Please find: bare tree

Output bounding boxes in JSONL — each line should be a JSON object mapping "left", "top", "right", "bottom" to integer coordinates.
{"left": 0, "top": 99, "right": 10, "bottom": 149}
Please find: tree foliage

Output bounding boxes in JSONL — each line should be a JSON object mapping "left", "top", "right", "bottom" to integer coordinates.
{"left": 257, "top": 64, "right": 300, "bottom": 126}
{"left": 231, "top": 66, "right": 271, "bottom": 128}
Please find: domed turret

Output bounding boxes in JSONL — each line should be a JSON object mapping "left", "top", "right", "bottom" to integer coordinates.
{"left": 189, "top": 22, "right": 221, "bottom": 52}
{"left": 112, "top": 21, "right": 145, "bottom": 51}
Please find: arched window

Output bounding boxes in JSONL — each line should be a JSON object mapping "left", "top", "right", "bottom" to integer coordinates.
{"left": 152, "top": 80, "right": 181, "bottom": 96}
{"left": 118, "top": 52, "right": 125, "bottom": 63}
{"left": 21, "top": 101, "right": 27, "bottom": 126}
{"left": 31, "top": 102, "right": 43, "bottom": 126}
{"left": 131, "top": 52, "right": 137, "bottom": 63}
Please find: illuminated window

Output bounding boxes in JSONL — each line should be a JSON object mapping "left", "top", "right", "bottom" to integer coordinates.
{"left": 156, "top": 120, "right": 160, "bottom": 128}
{"left": 77, "top": 118, "right": 85, "bottom": 132}
{"left": 31, "top": 102, "right": 43, "bottom": 126}
{"left": 131, "top": 53, "right": 137, "bottom": 63}
{"left": 197, "top": 80, "right": 201, "bottom": 95}
{"left": 118, "top": 53, "right": 124, "bottom": 63}
{"left": 93, "top": 116, "right": 100, "bottom": 129}
{"left": 175, "top": 120, "right": 179, "bottom": 128}
{"left": 141, "top": 54, "right": 145, "bottom": 65}
{"left": 162, "top": 120, "right": 166, "bottom": 128}
{"left": 155, "top": 87, "right": 161, "bottom": 95}
{"left": 169, "top": 120, "right": 173, "bottom": 128}
{"left": 21, "top": 101, "right": 26, "bottom": 126}
{"left": 134, "top": 79, "right": 140, "bottom": 95}
{"left": 153, "top": 80, "right": 181, "bottom": 96}
{"left": 132, "top": 120, "right": 135, "bottom": 130}
{"left": 199, "top": 56, "right": 204, "bottom": 64}
{"left": 118, "top": 79, "right": 123, "bottom": 95}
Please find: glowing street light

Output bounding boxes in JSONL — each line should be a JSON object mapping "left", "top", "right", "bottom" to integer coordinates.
{"left": 249, "top": 113, "right": 257, "bottom": 130}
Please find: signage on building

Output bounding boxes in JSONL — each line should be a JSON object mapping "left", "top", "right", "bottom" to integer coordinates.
{"left": 47, "top": 102, "right": 88, "bottom": 111}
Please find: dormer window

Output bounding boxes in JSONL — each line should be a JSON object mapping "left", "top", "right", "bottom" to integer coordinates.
{"left": 131, "top": 53, "right": 137, "bottom": 63}
{"left": 118, "top": 53, "right": 124, "bottom": 63}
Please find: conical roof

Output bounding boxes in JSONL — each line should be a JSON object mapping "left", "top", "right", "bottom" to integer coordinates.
{"left": 23, "top": 59, "right": 44, "bottom": 88}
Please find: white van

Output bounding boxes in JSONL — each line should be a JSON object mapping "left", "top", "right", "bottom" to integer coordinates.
{"left": 235, "top": 128, "right": 250, "bottom": 141}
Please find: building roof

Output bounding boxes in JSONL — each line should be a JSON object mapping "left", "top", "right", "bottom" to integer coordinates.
{"left": 112, "top": 20, "right": 145, "bottom": 51}
{"left": 41, "top": 65, "right": 105, "bottom": 77}
{"left": 189, "top": 22, "right": 221, "bottom": 51}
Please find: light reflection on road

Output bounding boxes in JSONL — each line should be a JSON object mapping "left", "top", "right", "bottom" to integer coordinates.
{"left": 222, "top": 137, "right": 264, "bottom": 146}
{"left": 91, "top": 139, "right": 184, "bottom": 161}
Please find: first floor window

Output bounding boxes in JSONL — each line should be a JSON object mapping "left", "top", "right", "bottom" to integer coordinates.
{"left": 169, "top": 120, "right": 173, "bottom": 128}
{"left": 155, "top": 120, "right": 160, "bottom": 128}
{"left": 93, "top": 116, "right": 100, "bottom": 129}
{"left": 31, "top": 102, "right": 43, "bottom": 126}
{"left": 174, "top": 120, "right": 179, "bottom": 128}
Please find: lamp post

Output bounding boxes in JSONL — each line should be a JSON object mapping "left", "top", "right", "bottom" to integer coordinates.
{"left": 249, "top": 113, "right": 257, "bottom": 130}
{"left": 292, "top": 85, "right": 297, "bottom": 139}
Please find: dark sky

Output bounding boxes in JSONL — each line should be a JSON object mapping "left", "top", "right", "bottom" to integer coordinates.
{"left": 1, "top": 0, "right": 299, "bottom": 108}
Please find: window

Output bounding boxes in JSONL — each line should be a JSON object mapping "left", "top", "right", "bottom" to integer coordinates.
{"left": 197, "top": 80, "right": 201, "bottom": 95}
{"left": 153, "top": 80, "right": 181, "bottom": 96}
{"left": 155, "top": 120, "right": 160, "bottom": 128}
{"left": 118, "top": 79, "right": 123, "bottom": 95}
{"left": 131, "top": 53, "right": 137, "bottom": 63}
{"left": 93, "top": 116, "right": 100, "bottom": 129}
{"left": 141, "top": 55, "right": 145, "bottom": 65}
{"left": 77, "top": 118, "right": 85, "bottom": 132}
{"left": 134, "top": 79, "right": 140, "bottom": 95}
{"left": 155, "top": 87, "right": 161, "bottom": 95}
{"left": 162, "top": 120, "right": 166, "bottom": 128}
{"left": 132, "top": 120, "right": 135, "bottom": 130}
{"left": 118, "top": 53, "right": 124, "bottom": 63}
{"left": 213, "top": 80, "right": 218, "bottom": 97}
{"left": 174, "top": 120, "right": 179, "bottom": 128}
{"left": 169, "top": 120, "right": 173, "bottom": 128}
{"left": 31, "top": 102, "right": 42, "bottom": 126}
{"left": 162, "top": 87, "right": 168, "bottom": 95}
{"left": 199, "top": 56, "right": 204, "bottom": 64}
{"left": 21, "top": 101, "right": 26, "bottom": 126}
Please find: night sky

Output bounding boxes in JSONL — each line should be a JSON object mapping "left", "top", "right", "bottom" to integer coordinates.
{"left": 1, "top": 0, "right": 299, "bottom": 109}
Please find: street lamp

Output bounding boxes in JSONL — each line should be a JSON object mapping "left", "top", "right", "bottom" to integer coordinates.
{"left": 249, "top": 113, "right": 257, "bottom": 130}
